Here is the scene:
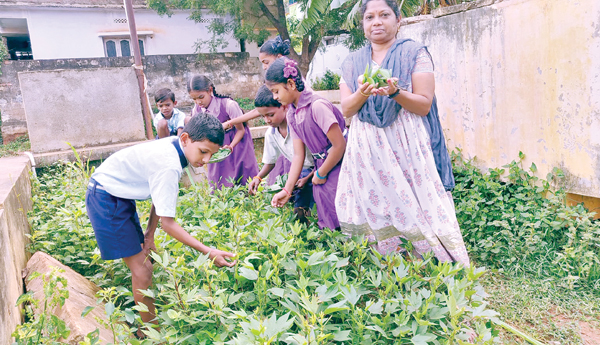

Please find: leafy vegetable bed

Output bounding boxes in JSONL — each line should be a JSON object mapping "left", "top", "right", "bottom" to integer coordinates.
{"left": 24, "top": 163, "right": 499, "bottom": 344}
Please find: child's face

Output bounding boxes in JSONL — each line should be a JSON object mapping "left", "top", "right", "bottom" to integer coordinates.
{"left": 180, "top": 135, "right": 221, "bottom": 168}
{"left": 259, "top": 52, "right": 279, "bottom": 71}
{"left": 189, "top": 90, "right": 212, "bottom": 109}
{"left": 257, "top": 106, "right": 286, "bottom": 127}
{"left": 157, "top": 98, "right": 176, "bottom": 117}
{"left": 268, "top": 81, "right": 297, "bottom": 106}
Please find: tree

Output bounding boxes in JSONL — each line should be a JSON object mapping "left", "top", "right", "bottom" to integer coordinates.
{"left": 148, "top": 0, "right": 366, "bottom": 75}
{"left": 147, "top": 0, "right": 426, "bottom": 76}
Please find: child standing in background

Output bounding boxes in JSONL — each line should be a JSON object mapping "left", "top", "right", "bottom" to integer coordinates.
{"left": 266, "top": 58, "right": 346, "bottom": 230}
{"left": 248, "top": 85, "right": 315, "bottom": 223}
{"left": 153, "top": 88, "right": 186, "bottom": 139}
{"left": 186, "top": 75, "right": 259, "bottom": 189}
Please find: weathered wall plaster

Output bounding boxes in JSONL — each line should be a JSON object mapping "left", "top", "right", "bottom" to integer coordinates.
{"left": 400, "top": 0, "right": 600, "bottom": 198}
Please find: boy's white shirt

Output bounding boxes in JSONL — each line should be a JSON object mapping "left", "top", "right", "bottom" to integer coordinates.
{"left": 91, "top": 137, "right": 183, "bottom": 218}
{"left": 153, "top": 108, "right": 186, "bottom": 133}
{"left": 263, "top": 125, "right": 314, "bottom": 169}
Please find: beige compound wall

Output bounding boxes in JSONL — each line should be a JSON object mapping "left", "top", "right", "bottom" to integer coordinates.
{"left": 400, "top": 0, "right": 600, "bottom": 200}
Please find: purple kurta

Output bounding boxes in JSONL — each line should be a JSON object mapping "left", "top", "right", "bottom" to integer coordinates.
{"left": 199, "top": 97, "right": 258, "bottom": 189}
{"left": 267, "top": 156, "right": 291, "bottom": 185}
{"left": 288, "top": 90, "right": 346, "bottom": 230}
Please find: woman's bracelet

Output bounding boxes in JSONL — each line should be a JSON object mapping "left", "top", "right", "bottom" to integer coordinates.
{"left": 359, "top": 90, "right": 370, "bottom": 97}
{"left": 253, "top": 176, "right": 262, "bottom": 182}
{"left": 282, "top": 187, "right": 291, "bottom": 197}
{"left": 316, "top": 169, "right": 327, "bottom": 180}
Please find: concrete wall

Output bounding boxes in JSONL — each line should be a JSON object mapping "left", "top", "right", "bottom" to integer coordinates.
{"left": 0, "top": 53, "right": 263, "bottom": 143}
{"left": 400, "top": 0, "right": 600, "bottom": 199}
{"left": 0, "top": 156, "right": 32, "bottom": 345}
{"left": 19, "top": 67, "right": 146, "bottom": 153}
{"left": 0, "top": 6, "right": 247, "bottom": 59}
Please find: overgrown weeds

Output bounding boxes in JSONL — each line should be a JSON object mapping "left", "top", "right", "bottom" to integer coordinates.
{"left": 452, "top": 150, "right": 600, "bottom": 291}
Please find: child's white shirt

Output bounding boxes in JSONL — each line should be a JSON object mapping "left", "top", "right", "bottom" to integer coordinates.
{"left": 91, "top": 137, "right": 183, "bottom": 218}
{"left": 263, "top": 126, "right": 314, "bottom": 169}
{"left": 153, "top": 108, "right": 186, "bottom": 134}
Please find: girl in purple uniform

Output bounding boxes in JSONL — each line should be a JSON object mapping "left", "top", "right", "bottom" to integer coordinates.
{"left": 186, "top": 75, "right": 259, "bottom": 189}
{"left": 266, "top": 58, "right": 346, "bottom": 230}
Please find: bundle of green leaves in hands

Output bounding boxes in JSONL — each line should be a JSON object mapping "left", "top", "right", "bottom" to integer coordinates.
{"left": 359, "top": 64, "right": 393, "bottom": 87}
{"left": 264, "top": 173, "right": 288, "bottom": 193}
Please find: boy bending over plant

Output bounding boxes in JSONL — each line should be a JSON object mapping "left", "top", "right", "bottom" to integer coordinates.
{"left": 85, "top": 114, "right": 236, "bottom": 332}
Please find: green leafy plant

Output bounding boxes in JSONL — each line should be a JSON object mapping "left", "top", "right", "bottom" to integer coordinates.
{"left": 24, "top": 161, "right": 500, "bottom": 344}
{"left": 311, "top": 70, "right": 341, "bottom": 91}
{"left": 12, "top": 268, "right": 71, "bottom": 344}
{"left": 452, "top": 149, "right": 600, "bottom": 289}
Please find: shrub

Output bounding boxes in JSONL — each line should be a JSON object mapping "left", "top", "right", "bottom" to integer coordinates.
{"left": 311, "top": 70, "right": 341, "bottom": 91}
{"left": 452, "top": 150, "right": 600, "bottom": 290}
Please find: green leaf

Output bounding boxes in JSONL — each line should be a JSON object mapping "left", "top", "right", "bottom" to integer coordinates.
{"left": 239, "top": 267, "right": 259, "bottom": 280}
{"left": 81, "top": 306, "right": 95, "bottom": 318}
{"left": 333, "top": 330, "right": 352, "bottom": 341}
{"left": 105, "top": 302, "right": 115, "bottom": 318}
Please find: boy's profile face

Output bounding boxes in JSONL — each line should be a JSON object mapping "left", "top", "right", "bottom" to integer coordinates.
{"left": 180, "top": 134, "right": 221, "bottom": 168}
{"left": 157, "top": 98, "right": 177, "bottom": 118}
{"left": 257, "top": 106, "right": 286, "bottom": 127}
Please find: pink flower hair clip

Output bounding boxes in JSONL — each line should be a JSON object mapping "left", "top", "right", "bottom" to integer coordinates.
{"left": 283, "top": 59, "right": 298, "bottom": 78}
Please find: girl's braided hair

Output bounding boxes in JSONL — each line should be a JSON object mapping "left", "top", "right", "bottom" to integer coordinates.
{"left": 264, "top": 57, "right": 305, "bottom": 92}
{"left": 187, "top": 75, "right": 230, "bottom": 99}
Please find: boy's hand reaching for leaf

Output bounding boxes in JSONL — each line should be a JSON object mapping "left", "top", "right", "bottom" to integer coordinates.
{"left": 209, "top": 249, "right": 237, "bottom": 267}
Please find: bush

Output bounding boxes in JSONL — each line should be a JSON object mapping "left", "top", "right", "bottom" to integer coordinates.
{"left": 452, "top": 150, "right": 600, "bottom": 290}
{"left": 311, "top": 70, "right": 341, "bottom": 91}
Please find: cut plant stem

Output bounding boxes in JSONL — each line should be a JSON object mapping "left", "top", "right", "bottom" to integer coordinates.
{"left": 492, "top": 318, "right": 547, "bottom": 345}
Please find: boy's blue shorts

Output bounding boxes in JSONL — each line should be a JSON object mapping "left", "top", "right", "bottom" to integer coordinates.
{"left": 293, "top": 168, "right": 315, "bottom": 210}
{"left": 85, "top": 179, "right": 144, "bottom": 260}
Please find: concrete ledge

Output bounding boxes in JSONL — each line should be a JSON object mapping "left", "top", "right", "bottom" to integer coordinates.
{"left": 0, "top": 155, "right": 32, "bottom": 345}
{"left": 32, "top": 140, "right": 148, "bottom": 167}
{"left": 250, "top": 126, "right": 269, "bottom": 139}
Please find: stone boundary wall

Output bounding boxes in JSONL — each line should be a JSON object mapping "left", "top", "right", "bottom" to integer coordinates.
{"left": 0, "top": 156, "right": 32, "bottom": 345}
{"left": 400, "top": 0, "right": 600, "bottom": 199}
{"left": 0, "top": 53, "right": 263, "bottom": 143}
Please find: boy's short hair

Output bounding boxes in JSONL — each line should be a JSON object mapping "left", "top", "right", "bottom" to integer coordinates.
{"left": 254, "top": 85, "right": 282, "bottom": 108}
{"left": 155, "top": 88, "right": 176, "bottom": 103}
{"left": 182, "top": 112, "right": 225, "bottom": 146}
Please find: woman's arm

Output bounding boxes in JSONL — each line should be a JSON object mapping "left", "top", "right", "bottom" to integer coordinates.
{"left": 312, "top": 125, "right": 346, "bottom": 185}
{"left": 381, "top": 73, "right": 435, "bottom": 116}
{"left": 340, "top": 81, "right": 375, "bottom": 118}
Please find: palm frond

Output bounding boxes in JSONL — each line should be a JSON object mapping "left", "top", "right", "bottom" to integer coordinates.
{"left": 297, "top": 0, "right": 333, "bottom": 36}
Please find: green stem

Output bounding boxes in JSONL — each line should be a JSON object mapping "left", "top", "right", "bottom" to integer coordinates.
{"left": 492, "top": 318, "right": 547, "bottom": 345}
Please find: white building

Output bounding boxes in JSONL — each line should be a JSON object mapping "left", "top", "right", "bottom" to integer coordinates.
{"left": 0, "top": 0, "right": 259, "bottom": 60}
{"left": 306, "top": 35, "right": 350, "bottom": 86}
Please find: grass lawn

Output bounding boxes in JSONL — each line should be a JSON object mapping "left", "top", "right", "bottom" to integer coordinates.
{"left": 483, "top": 272, "right": 600, "bottom": 344}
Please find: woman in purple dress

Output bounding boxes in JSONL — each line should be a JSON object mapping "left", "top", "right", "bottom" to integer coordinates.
{"left": 266, "top": 58, "right": 346, "bottom": 230}
{"left": 187, "top": 75, "right": 258, "bottom": 189}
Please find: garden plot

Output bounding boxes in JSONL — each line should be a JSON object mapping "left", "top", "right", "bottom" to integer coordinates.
{"left": 12, "top": 151, "right": 600, "bottom": 344}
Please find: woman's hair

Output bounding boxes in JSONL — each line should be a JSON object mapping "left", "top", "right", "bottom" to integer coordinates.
{"left": 259, "top": 36, "right": 291, "bottom": 57}
{"left": 254, "top": 85, "right": 282, "bottom": 108}
{"left": 264, "top": 57, "right": 305, "bottom": 92}
{"left": 361, "top": 0, "right": 400, "bottom": 19}
{"left": 182, "top": 112, "right": 225, "bottom": 145}
{"left": 187, "top": 75, "right": 230, "bottom": 99}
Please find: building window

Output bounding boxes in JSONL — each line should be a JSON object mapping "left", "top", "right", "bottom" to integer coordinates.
{"left": 325, "top": 37, "right": 335, "bottom": 46}
{"left": 103, "top": 38, "right": 144, "bottom": 57}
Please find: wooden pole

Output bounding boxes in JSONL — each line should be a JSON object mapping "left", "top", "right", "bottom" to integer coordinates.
{"left": 123, "top": 0, "right": 154, "bottom": 140}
